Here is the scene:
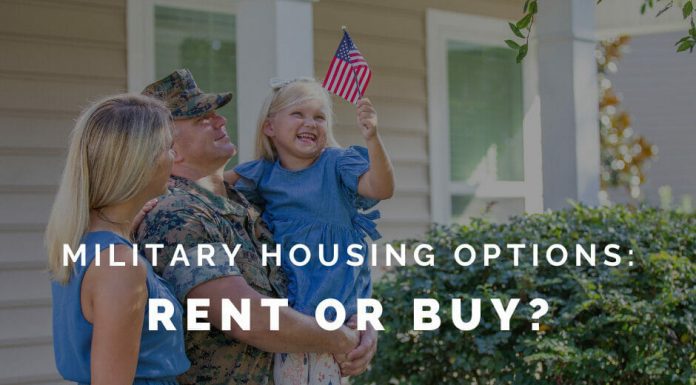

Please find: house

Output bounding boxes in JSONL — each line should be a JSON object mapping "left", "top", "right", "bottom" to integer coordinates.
{"left": 0, "top": 0, "right": 693, "bottom": 382}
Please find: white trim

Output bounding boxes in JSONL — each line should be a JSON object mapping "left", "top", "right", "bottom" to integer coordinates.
{"left": 236, "top": 0, "right": 314, "bottom": 162}
{"left": 521, "top": 38, "right": 544, "bottom": 213}
{"left": 450, "top": 181, "right": 533, "bottom": 199}
{"left": 126, "top": 0, "right": 150, "bottom": 93}
{"left": 596, "top": 24, "right": 687, "bottom": 39}
{"left": 426, "top": 9, "right": 451, "bottom": 224}
{"left": 127, "top": 0, "right": 237, "bottom": 93}
{"left": 426, "top": 9, "right": 543, "bottom": 224}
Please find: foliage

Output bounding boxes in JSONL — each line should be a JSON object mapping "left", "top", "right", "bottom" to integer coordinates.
{"left": 507, "top": 0, "right": 696, "bottom": 62}
{"left": 597, "top": 36, "right": 657, "bottom": 200}
{"left": 353, "top": 205, "right": 695, "bottom": 385}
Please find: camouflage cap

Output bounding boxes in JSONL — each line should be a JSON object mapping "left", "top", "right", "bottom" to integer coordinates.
{"left": 141, "top": 69, "right": 232, "bottom": 120}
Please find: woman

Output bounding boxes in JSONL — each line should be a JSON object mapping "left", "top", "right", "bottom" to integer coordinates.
{"left": 45, "top": 94, "right": 190, "bottom": 384}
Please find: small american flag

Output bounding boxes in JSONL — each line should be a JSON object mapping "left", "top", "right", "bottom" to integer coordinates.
{"left": 322, "top": 30, "right": 372, "bottom": 105}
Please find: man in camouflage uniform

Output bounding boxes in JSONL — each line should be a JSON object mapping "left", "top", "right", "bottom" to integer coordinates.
{"left": 136, "top": 69, "right": 376, "bottom": 385}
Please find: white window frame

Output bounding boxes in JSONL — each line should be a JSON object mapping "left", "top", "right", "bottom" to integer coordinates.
{"left": 127, "top": 0, "right": 314, "bottom": 163}
{"left": 127, "top": 0, "right": 237, "bottom": 93}
{"left": 127, "top": 0, "right": 241, "bottom": 158}
{"left": 426, "top": 9, "right": 543, "bottom": 224}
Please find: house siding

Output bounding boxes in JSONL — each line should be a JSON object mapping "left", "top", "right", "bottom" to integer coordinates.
{"left": 0, "top": 0, "right": 126, "bottom": 383}
{"left": 607, "top": 31, "right": 696, "bottom": 205}
{"left": 312, "top": 0, "right": 521, "bottom": 241}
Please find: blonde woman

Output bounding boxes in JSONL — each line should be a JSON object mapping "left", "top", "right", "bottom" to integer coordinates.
{"left": 46, "top": 94, "right": 189, "bottom": 385}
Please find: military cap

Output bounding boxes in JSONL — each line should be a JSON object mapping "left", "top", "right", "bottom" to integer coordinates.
{"left": 142, "top": 69, "right": 232, "bottom": 119}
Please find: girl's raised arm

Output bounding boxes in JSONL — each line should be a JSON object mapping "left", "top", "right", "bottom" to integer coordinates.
{"left": 356, "top": 98, "right": 394, "bottom": 200}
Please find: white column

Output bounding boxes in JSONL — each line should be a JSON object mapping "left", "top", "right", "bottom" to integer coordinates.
{"left": 236, "top": 0, "right": 314, "bottom": 162}
{"left": 536, "top": 0, "right": 600, "bottom": 209}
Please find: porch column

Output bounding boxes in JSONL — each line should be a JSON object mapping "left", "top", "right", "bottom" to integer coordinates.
{"left": 236, "top": 0, "right": 314, "bottom": 162}
{"left": 536, "top": 0, "right": 600, "bottom": 209}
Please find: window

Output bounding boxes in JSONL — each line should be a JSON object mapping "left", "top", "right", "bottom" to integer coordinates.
{"left": 427, "top": 10, "right": 542, "bottom": 224}
{"left": 128, "top": 0, "right": 238, "bottom": 164}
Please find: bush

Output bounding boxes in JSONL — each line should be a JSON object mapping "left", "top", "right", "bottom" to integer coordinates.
{"left": 355, "top": 205, "right": 695, "bottom": 385}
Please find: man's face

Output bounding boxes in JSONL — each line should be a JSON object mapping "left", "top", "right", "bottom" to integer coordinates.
{"left": 172, "top": 111, "right": 236, "bottom": 170}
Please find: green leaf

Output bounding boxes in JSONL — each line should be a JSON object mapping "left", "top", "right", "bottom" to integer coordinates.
{"left": 683, "top": 1, "right": 693, "bottom": 18}
{"left": 640, "top": 3, "right": 647, "bottom": 14}
{"left": 523, "top": 0, "right": 531, "bottom": 13}
{"left": 505, "top": 39, "right": 521, "bottom": 50}
{"left": 509, "top": 22, "right": 525, "bottom": 38}
{"left": 517, "top": 14, "right": 533, "bottom": 30}
{"left": 516, "top": 44, "right": 529, "bottom": 63}
{"left": 675, "top": 36, "right": 690, "bottom": 45}
{"left": 676, "top": 40, "right": 693, "bottom": 52}
{"left": 529, "top": 0, "right": 538, "bottom": 15}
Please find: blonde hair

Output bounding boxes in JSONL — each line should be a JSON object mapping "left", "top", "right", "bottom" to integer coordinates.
{"left": 45, "top": 94, "right": 173, "bottom": 283}
{"left": 255, "top": 78, "right": 339, "bottom": 161}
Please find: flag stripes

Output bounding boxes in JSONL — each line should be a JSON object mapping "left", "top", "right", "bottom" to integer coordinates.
{"left": 322, "top": 30, "right": 372, "bottom": 105}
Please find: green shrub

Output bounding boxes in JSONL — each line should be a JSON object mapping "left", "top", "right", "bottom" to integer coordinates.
{"left": 355, "top": 205, "right": 695, "bottom": 385}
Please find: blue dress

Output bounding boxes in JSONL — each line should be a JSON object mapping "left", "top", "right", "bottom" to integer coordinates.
{"left": 235, "top": 146, "right": 381, "bottom": 319}
{"left": 51, "top": 231, "right": 190, "bottom": 385}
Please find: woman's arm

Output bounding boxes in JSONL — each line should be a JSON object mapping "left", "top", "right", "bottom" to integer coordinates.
{"left": 82, "top": 245, "right": 148, "bottom": 385}
{"left": 355, "top": 98, "right": 395, "bottom": 200}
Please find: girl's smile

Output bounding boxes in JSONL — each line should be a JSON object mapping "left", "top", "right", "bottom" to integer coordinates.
{"left": 264, "top": 98, "right": 329, "bottom": 170}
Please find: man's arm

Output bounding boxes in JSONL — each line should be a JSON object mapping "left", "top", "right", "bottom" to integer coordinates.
{"left": 136, "top": 194, "right": 358, "bottom": 355}
{"left": 339, "top": 323, "right": 377, "bottom": 376}
{"left": 188, "top": 275, "right": 359, "bottom": 354}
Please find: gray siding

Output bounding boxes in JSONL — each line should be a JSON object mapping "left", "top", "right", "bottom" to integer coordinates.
{"left": 0, "top": 0, "right": 126, "bottom": 383}
{"left": 607, "top": 31, "right": 696, "bottom": 205}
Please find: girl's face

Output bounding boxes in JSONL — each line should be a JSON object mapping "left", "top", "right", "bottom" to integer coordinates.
{"left": 264, "top": 98, "right": 329, "bottom": 169}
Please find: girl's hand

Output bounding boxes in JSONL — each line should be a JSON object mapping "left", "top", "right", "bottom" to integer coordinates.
{"left": 357, "top": 98, "right": 378, "bottom": 140}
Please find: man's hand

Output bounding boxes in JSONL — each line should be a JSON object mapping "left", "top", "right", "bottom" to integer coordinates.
{"left": 131, "top": 198, "right": 158, "bottom": 237}
{"left": 336, "top": 315, "right": 378, "bottom": 376}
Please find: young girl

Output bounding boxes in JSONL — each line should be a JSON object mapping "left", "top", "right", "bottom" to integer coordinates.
{"left": 224, "top": 77, "right": 394, "bottom": 384}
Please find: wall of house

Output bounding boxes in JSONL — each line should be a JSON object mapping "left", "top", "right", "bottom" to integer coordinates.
{"left": 312, "top": 0, "right": 521, "bottom": 242}
{"left": 606, "top": 31, "right": 696, "bottom": 207}
{"left": 0, "top": 0, "right": 126, "bottom": 383}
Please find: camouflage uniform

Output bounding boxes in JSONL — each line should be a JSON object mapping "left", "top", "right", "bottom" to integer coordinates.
{"left": 135, "top": 175, "right": 287, "bottom": 385}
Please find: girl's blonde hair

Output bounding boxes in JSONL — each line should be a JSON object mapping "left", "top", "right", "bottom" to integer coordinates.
{"left": 255, "top": 78, "right": 339, "bottom": 161}
{"left": 45, "top": 94, "right": 173, "bottom": 284}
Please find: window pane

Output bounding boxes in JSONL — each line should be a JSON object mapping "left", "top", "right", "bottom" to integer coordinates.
{"left": 451, "top": 195, "right": 525, "bottom": 223}
{"left": 447, "top": 41, "right": 524, "bottom": 183}
{"left": 155, "top": 6, "right": 238, "bottom": 165}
